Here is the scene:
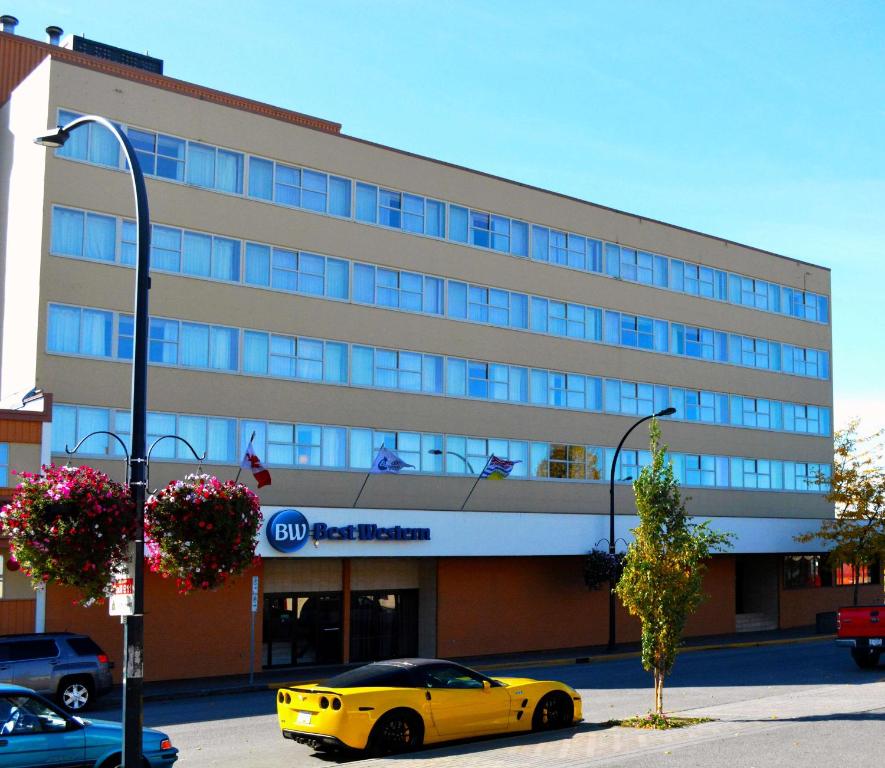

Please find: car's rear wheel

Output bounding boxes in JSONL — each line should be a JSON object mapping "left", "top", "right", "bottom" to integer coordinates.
{"left": 368, "top": 709, "right": 423, "bottom": 756}
{"left": 57, "top": 676, "right": 93, "bottom": 712}
{"left": 851, "top": 648, "right": 881, "bottom": 669}
{"left": 532, "top": 691, "right": 573, "bottom": 731}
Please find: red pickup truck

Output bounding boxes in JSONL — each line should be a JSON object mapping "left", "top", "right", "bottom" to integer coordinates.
{"left": 837, "top": 604, "right": 883, "bottom": 668}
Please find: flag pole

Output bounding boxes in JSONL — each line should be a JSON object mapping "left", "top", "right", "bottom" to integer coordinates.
{"left": 459, "top": 457, "right": 490, "bottom": 511}
{"left": 235, "top": 430, "right": 256, "bottom": 484}
{"left": 352, "top": 472, "right": 372, "bottom": 508}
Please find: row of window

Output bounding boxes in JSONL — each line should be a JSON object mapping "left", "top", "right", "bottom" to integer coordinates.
{"left": 52, "top": 403, "right": 831, "bottom": 492}
{"left": 56, "top": 110, "right": 830, "bottom": 325}
{"left": 783, "top": 555, "right": 881, "bottom": 589}
{"left": 46, "top": 303, "right": 832, "bottom": 437}
{"left": 48, "top": 207, "right": 831, "bottom": 380}
{"left": 0, "top": 443, "right": 7, "bottom": 487}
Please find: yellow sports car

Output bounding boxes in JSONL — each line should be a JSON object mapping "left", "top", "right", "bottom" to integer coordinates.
{"left": 276, "top": 658, "right": 582, "bottom": 755}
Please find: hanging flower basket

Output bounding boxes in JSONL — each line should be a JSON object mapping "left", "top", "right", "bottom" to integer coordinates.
{"left": 584, "top": 548, "right": 625, "bottom": 590}
{"left": 145, "top": 474, "right": 262, "bottom": 594}
{"left": 0, "top": 465, "right": 134, "bottom": 604}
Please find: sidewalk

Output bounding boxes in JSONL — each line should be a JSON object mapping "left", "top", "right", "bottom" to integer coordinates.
{"left": 111, "top": 626, "right": 833, "bottom": 706}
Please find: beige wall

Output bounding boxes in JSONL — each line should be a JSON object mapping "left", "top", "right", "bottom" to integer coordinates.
{"left": 6, "top": 442, "right": 40, "bottom": 480}
{"left": 24, "top": 59, "right": 834, "bottom": 527}
{"left": 0, "top": 542, "right": 39, "bottom": 600}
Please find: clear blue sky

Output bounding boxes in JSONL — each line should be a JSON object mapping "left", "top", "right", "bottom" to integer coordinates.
{"left": 15, "top": 1, "right": 885, "bottom": 431}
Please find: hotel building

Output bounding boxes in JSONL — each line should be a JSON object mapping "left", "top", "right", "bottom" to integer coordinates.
{"left": 1, "top": 19, "right": 874, "bottom": 681}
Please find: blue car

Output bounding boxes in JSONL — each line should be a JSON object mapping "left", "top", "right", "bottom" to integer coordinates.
{"left": 0, "top": 684, "right": 177, "bottom": 767}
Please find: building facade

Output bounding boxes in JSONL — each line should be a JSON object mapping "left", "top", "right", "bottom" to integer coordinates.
{"left": 1, "top": 24, "right": 878, "bottom": 682}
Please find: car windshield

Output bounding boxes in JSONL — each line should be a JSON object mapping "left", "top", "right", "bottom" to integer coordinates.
{"left": 324, "top": 663, "right": 417, "bottom": 688}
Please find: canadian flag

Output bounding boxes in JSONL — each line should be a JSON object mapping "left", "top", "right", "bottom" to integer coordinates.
{"left": 241, "top": 438, "right": 272, "bottom": 489}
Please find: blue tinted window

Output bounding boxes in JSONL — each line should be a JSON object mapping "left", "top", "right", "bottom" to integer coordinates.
{"left": 356, "top": 183, "right": 377, "bottom": 223}
{"left": 449, "top": 206, "right": 468, "bottom": 242}
{"left": 51, "top": 208, "right": 84, "bottom": 257}
{"left": 447, "top": 281, "right": 467, "bottom": 318}
{"left": 511, "top": 221, "right": 528, "bottom": 256}
{"left": 329, "top": 176, "right": 352, "bottom": 217}
{"left": 244, "top": 331, "right": 268, "bottom": 374}
{"left": 379, "top": 189, "right": 402, "bottom": 228}
{"left": 245, "top": 243, "right": 270, "bottom": 286}
{"left": 426, "top": 200, "right": 445, "bottom": 237}
{"left": 248, "top": 157, "right": 273, "bottom": 200}
{"left": 187, "top": 143, "right": 216, "bottom": 188}
{"left": 327, "top": 259, "right": 349, "bottom": 299}
{"left": 354, "top": 264, "right": 375, "bottom": 304}
{"left": 605, "top": 244, "right": 620, "bottom": 278}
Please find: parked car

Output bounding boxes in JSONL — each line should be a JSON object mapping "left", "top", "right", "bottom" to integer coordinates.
{"left": 0, "top": 683, "right": 177, "bottom": 767}
{"left": 276, "top": 657, "right": 582, "bottom": 755}
{"left": 0, "top": 634, "right": 113, "bottom": 712}
{"left": 836, "top": 604, "right": 883, "bottom": 668}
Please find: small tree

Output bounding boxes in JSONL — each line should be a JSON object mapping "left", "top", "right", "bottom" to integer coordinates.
{"left": 796, "top": 420, "right": 885, "bottom": 605}
{"left": 616, "top": 420, "right": 732, "bottom": 715}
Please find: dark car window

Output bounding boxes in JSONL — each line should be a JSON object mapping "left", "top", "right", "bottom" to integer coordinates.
{"left": 324, "top": 664, "right": 418, "bottom": 688}
{"left": 66, "top": 637, "right": 104, "bottom": 656}
{"left": 7, "top": 641, "right": 59, "bottom": 662}
{"left": 422, "top": 663, "right": 491, "bottom": 689}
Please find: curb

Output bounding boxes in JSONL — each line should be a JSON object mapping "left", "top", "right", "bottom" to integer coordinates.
{"left": 134, "top": 633, "right": 834, "bottom": 704}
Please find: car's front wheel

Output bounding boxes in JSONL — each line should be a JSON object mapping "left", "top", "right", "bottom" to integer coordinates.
{"left": 532, "top": 691, "right": 573, "bottom": 731}
{"left": 368, "top": 709, "right": 423, "bottom": 756}
{"left": 57, "top": 676, "right": 94, "bottom": 712}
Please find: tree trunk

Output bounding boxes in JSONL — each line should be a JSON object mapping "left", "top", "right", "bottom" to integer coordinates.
{"left": 654, "top": 668, "right": 664, "bottom": 714}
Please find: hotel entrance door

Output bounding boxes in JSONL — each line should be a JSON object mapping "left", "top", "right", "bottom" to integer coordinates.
{"left": 262, "top": 592, "right": 342, "bottom": 667}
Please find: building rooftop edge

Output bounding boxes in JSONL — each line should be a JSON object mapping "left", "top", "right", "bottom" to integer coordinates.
{"left": 0, "top": 30, "right": 342, "bottom": 135}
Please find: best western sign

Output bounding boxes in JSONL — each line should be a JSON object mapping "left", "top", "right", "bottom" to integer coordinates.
{"left": 266, "top": 508, "right": 431, "bottom": 554}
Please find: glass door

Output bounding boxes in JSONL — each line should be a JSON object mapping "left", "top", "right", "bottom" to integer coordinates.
{"left": 350, "top": 590, "right": 419, "bottom": 663}
{"left": 263, "top": 592, "right": 342, "bottom": 667}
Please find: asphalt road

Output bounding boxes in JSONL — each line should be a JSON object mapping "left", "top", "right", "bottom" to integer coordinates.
{"left": 89, "top": 639, "right": 884, "bottom": 767}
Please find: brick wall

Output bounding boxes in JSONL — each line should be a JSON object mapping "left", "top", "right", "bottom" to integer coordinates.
{"left": 45, "top": 562, "right": 263, "bottom": 682}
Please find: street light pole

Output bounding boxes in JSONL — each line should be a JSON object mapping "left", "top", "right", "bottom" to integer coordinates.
{"left": 36, "top": 115, "right": 150, "bottom": 768}
{"left": 606, "top": 407, "right": 676, "bottom": 653}
{"left": 428, "top": 448, "right": 476, "bottom": 475}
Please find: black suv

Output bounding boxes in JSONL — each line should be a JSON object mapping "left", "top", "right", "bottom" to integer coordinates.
{"left": 0, "top": 633, "right": 113, "bottom": 712}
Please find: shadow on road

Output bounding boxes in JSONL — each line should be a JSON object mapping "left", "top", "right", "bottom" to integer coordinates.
{"left": 740, "top": 711, "right": 885, "bottom": 724}
{"left": 304, "top": 722, "right": 607, "bottom": 763}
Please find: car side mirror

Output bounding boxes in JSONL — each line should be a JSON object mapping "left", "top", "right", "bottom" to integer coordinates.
{"left": 482, "top": 680, "right": 491, "bottom": 690}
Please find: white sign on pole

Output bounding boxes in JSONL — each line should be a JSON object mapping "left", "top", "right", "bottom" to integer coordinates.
{"left": 109, "top": 575, "right": 135, "bottom": 616}
{"left": 251, "top": 576, "right": 259, "bottom": 613}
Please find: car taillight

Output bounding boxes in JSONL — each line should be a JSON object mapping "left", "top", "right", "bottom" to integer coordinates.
{"left": 160, "top": 739, "right": 172, "bottom": 750}
{"left": 97, "top": 654, "right": 109, "bottom": 664}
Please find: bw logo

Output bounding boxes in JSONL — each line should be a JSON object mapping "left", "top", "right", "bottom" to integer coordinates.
{"left": 266, "top": 509, "right": 310, "bottom": 553}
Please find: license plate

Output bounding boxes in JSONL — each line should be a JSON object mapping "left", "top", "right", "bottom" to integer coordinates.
{"left": 296, "top": 711, "right": 312, "bottom": 725}
{"left": 871, "top": 638, "right": 882, "bottom": 647}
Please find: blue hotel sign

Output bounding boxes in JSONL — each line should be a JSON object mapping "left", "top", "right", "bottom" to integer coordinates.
{"left": 266, "top": 509, "right": 432, "bottom": 554}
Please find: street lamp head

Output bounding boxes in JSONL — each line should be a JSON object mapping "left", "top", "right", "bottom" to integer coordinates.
{"left": 428, "top": 449, "right": 443, "bottom": 455}
{"left": 656, "top": 407, "right": 677, "bottom": 417}
{"left": 34, "top": 127, "right": 70, "bottom": 149}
